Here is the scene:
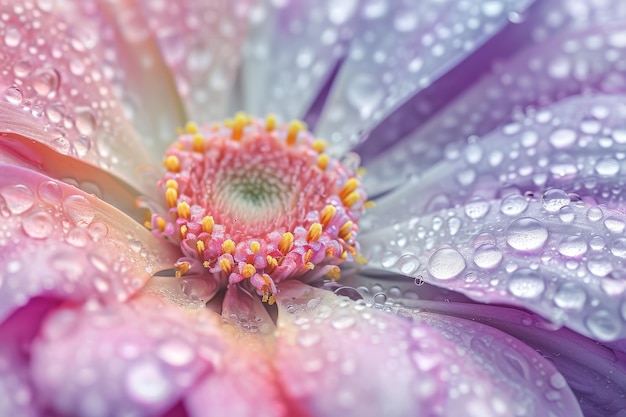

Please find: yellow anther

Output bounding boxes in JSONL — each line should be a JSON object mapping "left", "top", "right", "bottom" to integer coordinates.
{"left": 180, "top": 224, "right": 188, "bottom": 239}
{"left": 304, "top": 249, "right": 313, "bottom": 263}
{"left": 185, "top": 121, "right": 199, "bottom": 134}
{"left": 286, "top": 120, "right": 306, "bottom": 146}
{"left": 163, "top": 155, "right": 180, "bottom": 172}
{"left": 307, "top": 223, "right": 322, "bottom": 242}
{"left": 327, "top": 265, "right": 341, "bottom": 281}
{"left": 355, "top": 253, "right": 368, "bottom": 264}
{"left": 219, "top": 257, "right": 232, "bottom": 274}
{"left": 339, "top": 221, "right": 353, "bottom": 241}
{"left": 165, "top": 179, "right": 178, "bottom": 190}
{"left": 222, "top": 239, "right": 236, "bottom": 255}
{"left": 340, "top": 178, "right": 359, "bottom": 199}
{"left": 316, "top": 154, "right": 329, "bottom": 170}
{"left": 268, "top": 295, "right": 276, "bottom": 305}
{"left": 265, "top": 114, "right": 277, "bottom": 131}
{"left": 325, "top": 247, "right": 336, "bottom": 257}
{"left": 320, "top": 205, "right": 336, "bottom": 226}
{"left": 177, "top": 201, "right": 190, "bottom": 219}
{"left": 341, "top": 251, "right": 348, "bottom": 260}
{"left": 250, "top": 241, "right": 261, "bottom": 253}
{"left": 266, "top": 255, "right": 278, "bottom": 273}
{"left": 312, "top": 139, "right": 327, "bottom": 153}
{"left": 201, "top": 216, "right": 215, "bottom": 234}
{"left": 175, "top": 261, "right": 190, "bottom": 278}
{"left": 364, "top": 201, "right": 376, "bottom": 208}
{"left": 278, "top": 232, "right": 294, "bottom": 254}
{"left": 305, "top": 262, "right": 315, "bottom": 270}
{"left": 156, "top": 216, "right": 166, "bottom": 232}
{"left": 165, "top": 187, "right": 178, "bottom": 208}
{"left": 357, "top": 167, "right": 367, "bottom": 176}
{"left": 242, "top": 263, "right": 256, "bottom": 279}
{"left": 192, "top": 134, "right": 205, "bottom": 152}
{"left": 197, "top": 239, "right": 206, "bottom": 255}
{"left": 232, "top": 113, "right": 247, "bottom": 141}
{"left": 203, "top": 260, "right": 210, "bottom": 268}
{"left": 342, "top": 191, "right": 360, "bottom": 208}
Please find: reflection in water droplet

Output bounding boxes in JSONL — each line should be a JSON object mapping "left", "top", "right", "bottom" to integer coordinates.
{"left": 506, "top": 218, "right": 548, "bottom": 252}
{"left": 464, "top": 197, "right": 490, "bottom": 219}
{"left": 0, "top": 184, "right": 35, "bottom": 214}
{"left": 31, "top": 68, "right": 60, "bottom": 97}
{"left": 63, "top": 195, "right": 95, "bottom": 225}
{"left": 38, "top": 180, "right": 63, "bottom": 204}
{"left": 473, "top": 244, "right": 502, "bottom": 269}
{"left": 22, "top": 210, "right": 54, "bottom": 239}
{"left": 500, "top": 195, "right": 528, "bottom": 216}
{"left": 396, "top": 254, "right": 420, "bottom": 276}
{"left": 542, "top": 189, "right": 570, "bottom": 212}
{"left": 428, "top": 248, "right": 465, "bottom": 280}
{"left": 508, "top": 269, "right": 545, "bottom": 299}
{"left": 557, "top": 236, "right": 587, "bottom": 258}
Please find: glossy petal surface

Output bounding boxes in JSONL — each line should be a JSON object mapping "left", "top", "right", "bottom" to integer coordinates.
{"left": 0, "top": 165, "right": 178, "bottom": 322}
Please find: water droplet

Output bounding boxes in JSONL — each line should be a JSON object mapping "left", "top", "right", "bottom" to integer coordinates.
{"left": 327, "top": 0, "right": 358, "bottom": 24}
{"left": 396, "top": 254, "right": 420, "bottom": 275}
{"left": 558, "top": 206, "right": 575, "bottom": 223}
{"left": 125, "top": 359, "right": 172, "bottom": 403}
{"left": 347, "top": 74, "right": 384, "bottom": 119}
{"left": 586, "top": 255, "right": 613, "bottom": 277}
{"left": 553, "top": 282, "right": 586, "bottom": 311}
{"left": 181, "top": 278, "right": 216, "bottom": 302}
{"left": 4, "top": 86, "right": 23, "bottom": 105}
{"left": 473, "top": 244, "right": 502, "bottom": 269}
{"left": 37, "top": 180, "right": 63, "bottom": 204}
{"left": 506, "top": 218, "right": 548, "bottom": 252}
{"left": 394, "top": 9, "right": 418, "bottom": 32}
{"left": 550, "top": 373, "right": 567, "bottom": 390}
{"left": 4, "top": 26, "right": 21, "bottom": 48}
{"left": 542, "top": 189, "right": 570, "bottom": 212}
{"left": 0, "top": 184, "right": 35, "bottom": 214}
{"left": 464, "top": 197, "right": 490, "bottom": 219}
{"left": 89, "top": 252, "right": 109, "bottom": 273}
{"left": 557, "top": 236, "right": 587, "bottom": 258}
{"left": 428, "top": 248, "right": 465, "bottom": 280}
{"left": 362, "top": 0, "right": 389, "bottom": 19}
{"left": 298, "top": 331, "right": 321, "bottom": 347}
{"left": 604, "top": 217, "right": 625, "bottom": 234}
{"left": 508, "top": 269, "right": 545, "bottom": 299}
{"left": 481, "top": 1, "right": 504, "bottom": 17}
{"left": 75, "top": 107, "right": 96, "bottom": 136}
{"left": 586, "top": 309, "right": 621, "bottom": 341}
{"left": 549, "top": 128, "right": 577, "bottom": 149}
{"left": 22, "top": 210, "right": 54, "bottom": 239}
{"left": 595, "top": 157, "right": 620, "bottom": 177}
{"left": 63, "top": 195, "right": 95, "bottom": 225}
{"left": 500, "top": 195, "right": 528, "bottom": 216}
{"left": 331, "top": 314, "right": 356, "bottom": 330}
{"left": 36, "top": 0, "right": 57, "bottom": 12}
{"left": 31, "top": 68, "right": 60, "bottom": 97}
{"left": 88, "top": 222, "right": 109, "bottom": 241}
{"left": 586, "top": 206, "right": 603, "bottom": 222}
{"left": 157, "top": 339, "right": 194, "bottom": 366}
{"left": 65, "top": 228, "right": 88, "bottom": 247}
{"left": 589, "top": 235, "right": 606, "bottom": 250}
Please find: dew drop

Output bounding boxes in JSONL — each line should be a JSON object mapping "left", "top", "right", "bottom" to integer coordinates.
{"left": 427, "top": 248, "right": 465, "bottom": 280}
{"left": 464, "top": 197, "right": 490, "bottom": 219}
{"left": 22, "top": 210, "right": 54, "bottom": 239}
{"left": 481, "top": 1, "right": 504, "bottom": 17}
{"left": 4, "top": 86, "right": 23, "bottom": 105}
{"left": 331, "top": 314, "right": 356, "bottom": 330}
{"left": 586, "top": 309, "right": 621, "bottom": 341}
{"left": 557, "top": 236, "right": 587, "bottom": 258}
{"left": 507, "top": 269, "right": 545, "bottom": 299}
{"left": 37, "top": 180, "right": 63, "bottom": 204}
{"left": 31, "top": 68, "right": 60, "bottom": 97}
{"left": 181, "top": 278, "right": 215, "bottom": 302}
{"left": 558, "top": 206, "right": 575, "bottom": 223}
{"left": 4, "top": 26, "right": 21, "bottom": 48}
{"left": 157, "top": 340, "right": 194, "bottom": 367}
{"left": 63, "top": 195, "right": 95, "bottom": 225}
{"left": 125, "top": 360, "right": 172, "bottom": 404}
{"left": 548, "top": 128, "right": 577, "bottom": 149}
{"left": 594, "top": 157, "right": 620, "bottom": 177}
{"left": 87, "top": 222, "right": 109, "bottom": 241}
{"left": 553, "top": 282, "right": 586, "bottom": 311}
{"left": 473, "top": 244, "right": 502, "bottom": 270}
{"left": 500, "top": 195, "right": 528, "bottom": 216}
{"left": 396, "top": 254, "right": 420, "bottom": 275}
{"left": 75, "top": 107, "right": 96, "bottom": 136}
{"left": 586, "top": 207, "right": 603, "bottom": 222}
{"left": 542, "top": 189, "right": 570, "bottom": 212}
{"left": 506, "top": 218, "right": 548, "bottom": 252}
{"left": 0, "top": 184, "right": 35, "bottom": 214}
{"left": 65, "top": 228, "right": 88, "bottom": 248}
{"left": 327, "top": 0, "right": 358, "bottom": 24}
{"left": 586, "top": 255, "right": 613, "bottom": 277}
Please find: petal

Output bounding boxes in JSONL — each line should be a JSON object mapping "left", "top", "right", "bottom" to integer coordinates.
{"left": 317, "top": 0, "right": 534, "bottom": 154}
{"left": 0, "top": 165, "right": 178, "bottom": 322}
{"left": 138, "top": 0, "right": 253, "bottom": 122}
{"left": 30, "top": 294, "right": 226, "bottom": 417}
{"left": 0, "top": 1, "right": 160, "bottom": 197}
{"left": 364, "top": 2, "right": 626, "bottom": 195}
{"left": 274, "top": 282, "right": 581, "bottom": 417}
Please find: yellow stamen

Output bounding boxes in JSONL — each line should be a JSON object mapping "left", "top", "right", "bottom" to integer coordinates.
{"left": 317, "top": 154, "right": 329, "bottom": 170}
{"left": 265, "top": 114, "right": 276, "bottom": 131}
{"left": 307, "top": 223, "right": 322, "bottom": 242}
{"left": 312, "top": 139, "right": 327, "bottom": 153}
{"left": 156, "top": 216, "right": 166, "bottom": 232}
{"left": 197, "top": 240, "right": 206, "bottom": 255}
{"left": 165, "top": 188, "right": 178, "bottom": 208}
{"left": 305, "top": 262, "right": 315, "bottom": 270}
{"left": 175, "top": 261, "right": 190, "bottom": 278}
{"left": 304, "top": 249, "right": 313, "bottom": 263}
{"left": 286, "top": 120, "right": 306, "bottom": 146}
{"left": 325, "top": 247, "right": 335, "bottom": 257}
{"left": 327, "top": 265, "right": 341, "bottom": 281}
{"left": 163, "top": 155, "right": 180, "bottom": 172}
{"left": 165, "top": 179, "right": 178, "bottom": 190}
{"left": 201, "top": 216, "right": 215, "bottom": 234}
{"left": 185, "top": 121, "right": 199, "bottom": 134}
{"left": 355, "top": 253, "right": 368, "bottom": 264}
{"left": 342, "top": 191, "right": 360, "bottom": 208}
{"left": 339, "top": 221, "right": 353, "bottom": 241}
{"left": 358, "top": 167, "right": 367, "bottom": 176}
{"left": 232, "top": 112, "right": 247, "bottom": 141}
{"left": 242, "top": 263, "right": 256, "bottom": 279}
{"left": 250, "top": 241, "right": 261, "bottom": 254}
{"left": 364, "top": 201, "right": 376, "bottom": 208}
{"left": 177, "top": 201, "right": 190, "bottom": 219}
{"left": 266, "top": 255, "right": 278, "bottom": 273}
{"left": 320, "top": 205, "right": 336, "bottom": 226}
{"left": 219, "top": 258, "right": 232, "bottom": 274}
{"left": 278, "top": 232, "right": 294, "bottom": 255}
{"left": 180, "top": 224, "right": 188, "bottom": 239}
{"left": 340, "top": 178, "right": 359, "bottom": 199}
{"left": 192, "top": 134, "right": 205, "bottom": 152}
{"left": 222, "top": 239, "right": 236, "bottom": 255}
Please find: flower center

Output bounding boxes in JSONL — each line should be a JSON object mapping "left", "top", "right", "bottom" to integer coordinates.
{"left": 151, "top": 114, "right": 367, "bottom": 304}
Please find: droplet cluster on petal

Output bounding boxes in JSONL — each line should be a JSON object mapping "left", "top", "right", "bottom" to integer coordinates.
{"left": 152, "top": 114, "right": 367, "bottom": 303}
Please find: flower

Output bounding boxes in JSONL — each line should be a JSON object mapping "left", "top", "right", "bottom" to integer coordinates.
{"left": 0, "top": 0, "right": 625, "bottom": 416}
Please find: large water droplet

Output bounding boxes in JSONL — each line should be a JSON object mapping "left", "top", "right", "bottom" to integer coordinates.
{"left": 553, "top": 282, "right": 586, "bottom": 311}
{"left": 500, "top": 195, "right": 528, "bottom": 216}
{"left": 75, "top": 107, "right": 96, "bottom": 136}
{"left": 181, "top": 278, "right": 215, "bottom": 302}
{"left": 585, "top": 309, "right": 621, "bottom": 341}
{"left": 4, "top": 86, "right": 23, "bottom": 105}
{"left": 38, "top": 180, "right": 63, "bottom": 204}
{"left": 548, "top": 128, "right": 577, "bottom": 149}
{"left": 506, "top": 218, "right": 548, "bottom": 252}
{"left": 557, "top": 236, "right": 587, "bottom": 258}
{"left": 508, "top": 269, "right": 545, "bottom": 299}
{"left": 22, "top": 210, "right": 54, "bottom": 239}
{"left": 594, "top": 157, "right": 620, "bottom": 177}
{"left": 473, "top": 244, "right": 502, "bottom": 270}
{"left": 464, "top": 197, "right": 490, "bottom": 219}
{"left": 542, "top": 189, "right": 570, "bottom": 212}
{"left": 427, "top": 248, "right": 465, "bottom": 280}
{"left": 0, "top": 184, "right": 35, "bottom": 214}
{"left": 31, "top": 68, "right": 60, "bottom": 97}
{"left": 63, "top": 195, "right": 95, "bottom": 225}
{"left": 396, "top": 254, "right": 420, "bottom": 275}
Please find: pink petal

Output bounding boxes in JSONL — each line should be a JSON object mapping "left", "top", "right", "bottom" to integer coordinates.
{"left": 274, "top": 282, "right": 581, "bottom": 417}
{"left": 138, "top": 0, "right": 253, "bottom": 122}
{"left": 0, "top": 1, "right": 161, "bottom": 198}
{"left": 0, "top": 164, "right": 179, "bottom": 322}
{"left": 30, "top": 294, "right": 226, "bottom": 417}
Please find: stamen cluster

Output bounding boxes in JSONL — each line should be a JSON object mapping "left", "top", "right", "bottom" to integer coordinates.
{"left": 152, "top": 114, "right": 367, "bottom": 303}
